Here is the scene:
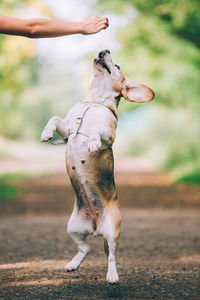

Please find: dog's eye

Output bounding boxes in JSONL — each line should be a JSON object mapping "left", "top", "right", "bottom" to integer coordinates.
{"left": 115, "top": 64, "right": 120, "bottom": 70}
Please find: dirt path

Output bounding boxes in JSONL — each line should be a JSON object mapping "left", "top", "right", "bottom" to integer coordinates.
{"left": 0, "top": 211, "right": 200, "bottom": 299}
{"left": 0, "top": 173, "right": 200, "bottom": 299}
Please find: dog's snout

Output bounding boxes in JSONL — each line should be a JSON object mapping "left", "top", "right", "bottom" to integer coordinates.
{"left": 105, "top": 49, "right": 110, "bottom": 54}
{"left": 98, "top": 51, "right": 105, "bottom": 58}
{"left": 98, "top": 49, "right": 110, "bottom": 58}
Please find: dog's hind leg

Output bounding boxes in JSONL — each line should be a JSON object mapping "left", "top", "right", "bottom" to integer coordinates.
{"left": 64, "top": 210, "right": 92, "bottom": 272}
{"left": 41, "top": 116, "right": 69, "bottom": 142}
{"left": 104, "top": 236, "right": 119, "bottom": 283}
{"left": 102, "top": 207, "right": 121, "bottom": 284}
{"left": 64, "top": 232, "right": 90, "bottom": 272}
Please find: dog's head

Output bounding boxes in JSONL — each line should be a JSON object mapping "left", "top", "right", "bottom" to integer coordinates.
{"left": 93, "top": 50, "right": 154, "bottom": 103}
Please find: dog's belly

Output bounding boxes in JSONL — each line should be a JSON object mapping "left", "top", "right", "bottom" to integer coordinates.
{"left": 65, "top": 135, "right": 117, "bottom": 231}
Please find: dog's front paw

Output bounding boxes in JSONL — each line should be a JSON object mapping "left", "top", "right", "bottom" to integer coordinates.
{"left": 88, "top": 141, "right": 101, "bottom": 152}
{"left": 40, "top": 127, "right": 54, "bottom": 142}
{"left": 88, "top": 137, "right": 102, "bottom": 152}
{"left": 106, "top": 270, "right": 119, "bottom": 284}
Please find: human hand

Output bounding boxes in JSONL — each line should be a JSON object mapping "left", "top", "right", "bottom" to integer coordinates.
{"left": 81, "top": 16, "right": 109, "bottom": 35}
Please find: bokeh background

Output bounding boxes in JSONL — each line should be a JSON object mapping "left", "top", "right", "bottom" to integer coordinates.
{"left": 0, "top": 0, "right": 200, "bottom": 186}
{"left": 1, "top": 2, "right": 200, "bottom": 298}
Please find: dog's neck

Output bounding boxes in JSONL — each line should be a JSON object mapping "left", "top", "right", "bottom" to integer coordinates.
{"left": 84, "top": 78, "right": 120, "bottom": 117}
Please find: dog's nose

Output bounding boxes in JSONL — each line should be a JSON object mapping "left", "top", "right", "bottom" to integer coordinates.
{"left": 98, "top": 49, "right": 110, "bottom": 58}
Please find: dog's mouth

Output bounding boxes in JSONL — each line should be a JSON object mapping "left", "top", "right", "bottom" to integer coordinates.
{"left": 94, "top": 50, "right": 111, "bottom": 74}
{"left": 94, "top": 58, "right": 111, "bottom": 74}
{"left": 102, "top": 60, "right": 111, "bottom": 74}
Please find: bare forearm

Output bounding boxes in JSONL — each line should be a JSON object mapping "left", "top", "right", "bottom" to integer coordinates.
{"left": 0, "top": 15, "right": 109, "bottom": 38}
{"left": 26, "top": 18, "right": 84, "bottom": 38}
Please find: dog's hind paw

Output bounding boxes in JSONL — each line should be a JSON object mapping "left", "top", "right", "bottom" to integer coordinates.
{"left": 64, "top": 262, "right": 79, "bottom": 272}
{"left": 106, "top": 271, "right": 119, "bottom": 284}
{"left": 40, "top": 127, "right": 53, "bottom": 142}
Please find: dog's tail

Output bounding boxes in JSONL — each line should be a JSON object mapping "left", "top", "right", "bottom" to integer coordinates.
{"left": 52, "top": 138, "right": 68, "bottom": 145}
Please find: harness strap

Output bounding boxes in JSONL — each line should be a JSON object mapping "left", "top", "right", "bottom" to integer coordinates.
{"left": 71, "top": 104, "right": 90, "bottom": 138}
{"left": 84, "top": 101, "right": 118, "bottom": 120}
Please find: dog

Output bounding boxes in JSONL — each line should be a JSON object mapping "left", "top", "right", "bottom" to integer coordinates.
{"left": 41, "top": 50, "right": 154, "bottom": 283}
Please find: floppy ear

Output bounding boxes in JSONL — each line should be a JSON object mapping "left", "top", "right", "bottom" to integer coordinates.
{"left": 121, "top": 78, "right": 155, "bottom": 103}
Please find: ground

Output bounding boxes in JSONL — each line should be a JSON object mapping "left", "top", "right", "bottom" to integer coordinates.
{"left": 0, "top": 170, "right": 200, "bottom": 299}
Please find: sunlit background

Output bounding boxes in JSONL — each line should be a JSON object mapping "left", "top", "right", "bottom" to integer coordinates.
{"left": 0, "top": 0, "right": 200, "bottom": 185}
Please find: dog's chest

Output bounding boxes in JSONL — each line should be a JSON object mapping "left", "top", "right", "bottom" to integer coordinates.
{"left": 66, "top": 102, "right": 115, "bottom": 140}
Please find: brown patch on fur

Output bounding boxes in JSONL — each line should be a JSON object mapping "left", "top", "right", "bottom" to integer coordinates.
{"left": 70, "top": 176, "right": 104, "bottom": 231}
{"left": 88, "top": 149, "right": 117, "bottom": 203}
{"left": 107, "top": 104, "right": 118, "bottom": 120}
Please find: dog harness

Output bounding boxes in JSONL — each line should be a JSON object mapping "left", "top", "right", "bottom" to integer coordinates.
{"left": 71, "top": 102, "right": 118, "bottom": 139}
{"left": 52, "top": 102, "right": 118, "bottom": 144}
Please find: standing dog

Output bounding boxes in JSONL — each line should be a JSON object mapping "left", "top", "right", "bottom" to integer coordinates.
{"left": 41, "top": 50, "right": 154, "bottom": 283}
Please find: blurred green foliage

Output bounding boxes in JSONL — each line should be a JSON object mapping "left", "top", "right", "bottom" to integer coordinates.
{"left": 0, "top": 172, "right": 23, "bottom": 200}
{"left": 0, "top": 172, "right": 31, "bottom": 183}
{"left": 175, "top": 171, "right": 200, "bottom": 186}
{"left": 0, "top": 185, "right": 18, "bottom": 200}
{"left": 98, "top": 0, "right": 200, "bottom": 47}
{"left": 0, "top": 172, "right": 33, "bottom": 200}
{"left": 98, "top": 0, "right": 200, "bottom": 181}
{"left": 0, "top": 0, "right": 52, "bottom": 140}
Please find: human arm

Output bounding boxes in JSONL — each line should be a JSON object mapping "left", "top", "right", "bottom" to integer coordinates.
{"left": 0, "top": 15, "right": 109, "bottom": 38}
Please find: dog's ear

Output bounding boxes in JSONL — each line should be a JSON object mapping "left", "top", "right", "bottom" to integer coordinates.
{"left": 121, "top": 78, "right": 155, "bottom": 103}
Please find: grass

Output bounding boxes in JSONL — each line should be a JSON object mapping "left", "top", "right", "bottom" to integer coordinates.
{"left": 174, "top": 170, "right": 200, "bottom": 186}
{"left": 0, "top": 172, "right": 31, "bottom": 200}
{"left": 0, "top": 171, "right": 60, "bottom": 200}
{"left": 0, "top": 172, "right": 32, "bottom": 184}
{"left": 0, "top": 185, "right": 19, "bottom": 200}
